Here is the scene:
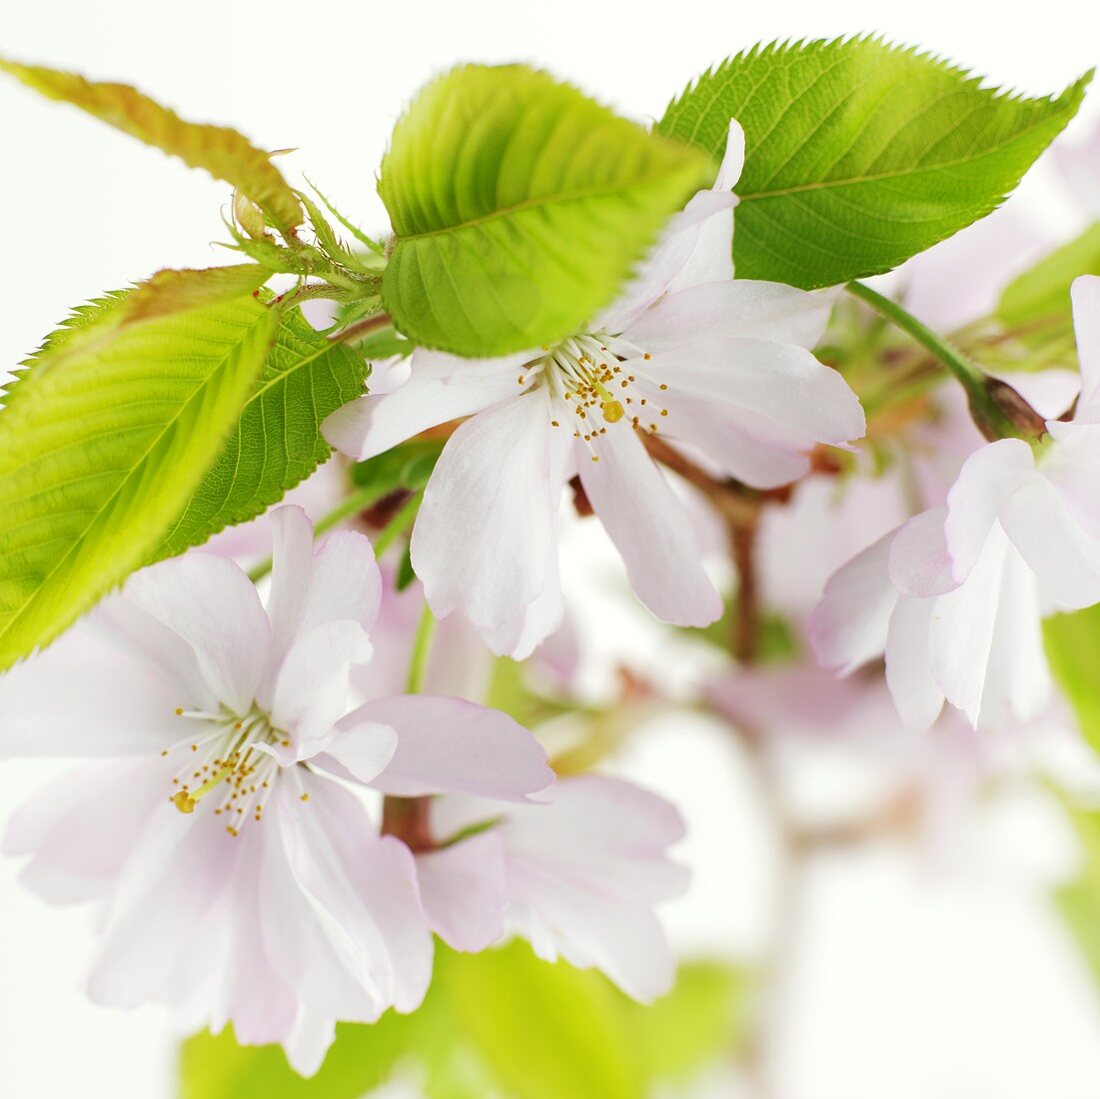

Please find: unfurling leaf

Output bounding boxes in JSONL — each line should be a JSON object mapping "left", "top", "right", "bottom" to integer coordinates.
{"left": 0, "top": 59, "right": 303, "bottom": 233}
{"left": 380, "top": 64, "right": 712, "bottom": 357}
{"left": 0, "top": 277, "right": 278, "bottom": 671}
{"left": 659, "top": 37, "right": 1091, "bottom": 288}
{"left": 155, "top": 309, "right": 369, "bottom": 560}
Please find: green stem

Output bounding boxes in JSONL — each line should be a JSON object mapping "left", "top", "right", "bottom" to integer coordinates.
{"left": 847, "top": 280, "right": 1022, "bottom": 440}
{"left": 405, "top": 599, "right": 437, "bottom": 694}
{"left": 372, "top": 490, "right": 422, "bottom": 557}
{"left": 246, "top": 482, "right": 391, "bottom": 583}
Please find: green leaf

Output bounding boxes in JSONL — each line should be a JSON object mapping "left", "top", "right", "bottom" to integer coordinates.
{"left": 658, "top": 37, "right": 1091, "bottom": 289}
{"left": 350, "top": 438, "right": 445, "bottom": 496}
{"left": 380, "top": 63, "right": 712, "bottom": 356}
{"left": 179, "top": 943, "right": 748, "bottom": 1098}
{"left": 0, "top": 287, "right": 277, "bottom": 671}
{"left": 983, "top": 223, "right": 1100, "bottom": 373}
{"left": 155, "top": 309, "right": 368, "bottom": 559}
{"left": 1044, "top": 605, "right": 1100, "bottom": 753}
{"left": 0, "top": 59, "right": 302, "bottom": 233}
{"left": 438, "top": 944, "right": 639, "bottom": 1099}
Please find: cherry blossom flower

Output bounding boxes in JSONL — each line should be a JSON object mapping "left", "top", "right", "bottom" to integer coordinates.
{"left": 324, "top": 121, "right": 865, "bottom": 658}
{"left": 0, "top": 506, "right": 552, "bottom": 1074}
{"left": 411, "top": 774, "right": 688, "bottom": 1001}
{"left": 810, "top": 277, "right": 1100, "bottom": 731}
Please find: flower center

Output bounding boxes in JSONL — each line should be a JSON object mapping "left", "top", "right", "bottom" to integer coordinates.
{"left": 162, "top": 704, "right": 295, "bottom": 836}
{"left": 520, "top": 332, "right": 668, "bottom": 456}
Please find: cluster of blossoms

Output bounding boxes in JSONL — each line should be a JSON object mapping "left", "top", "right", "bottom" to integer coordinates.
{"left": 0, "top": 507, "right": 684, "bottom": 1073}
{"left": 7, "top": 88, "right": 1100, "bottom": 1088}
{"left": 812, "top": 277, "right": 1100, "bottom": 732}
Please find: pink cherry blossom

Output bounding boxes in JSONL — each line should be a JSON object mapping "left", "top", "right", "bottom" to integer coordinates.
{"left": 412, "top": 774, "right": 688, "bottom": 1002}
{"left": 323, "top": 121, "right": 865, "bottom": 658}
{"left": 0, "top": 506, "right": 552, "bottom": 1074}
{"left": 811, "top": 277, "right": 1100, "bottom": 731}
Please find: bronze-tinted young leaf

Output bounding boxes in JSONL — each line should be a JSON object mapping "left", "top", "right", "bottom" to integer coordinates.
{"left": 0, "top": 59, "right": 303, "bottom": 233}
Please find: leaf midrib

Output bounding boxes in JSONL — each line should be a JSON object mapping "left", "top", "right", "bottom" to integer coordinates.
{"left": 0, "top": 311, "right": 272, "bottom": 654}
{"left": 394, "top": 173, "right": 686, "bottom": 242}
{"left": 736, "top": 110, "right": 1064, "bottom": 202}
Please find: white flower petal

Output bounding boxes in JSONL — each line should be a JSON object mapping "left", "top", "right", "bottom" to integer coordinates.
{"left": 578, "top": 425, "right": 722, "bottom": 627}
{"left": 414, "top": 830, "right": 509, "bottom": 952}
{"left": 715, "top": 118, "right": 746, "bottom": 190}
{"left": 322, "top": 348, "right": 527, "bottom": 460}
{"left": 268, "top": 620, "right": 374, "bottom": 755}
{"left": 411, "top": 391, "right": 568, "bottom": 648}
{"left": 0, "top": 626, "right": 185, "bottom": 756}
{"left": 347, "top": 695, "right": 553, "bottom": 800}
{"left": 943, "top": 439, "right": 1034, "bottom": 582}
{"left": 124, "top": 553, "right": 270, "bottom": 714}
{"left": 265, "top": 506, "right": 381, "bottom": 670}
{"left": 624, "top": 281, "right": 834, "bottom": 353}
{"left": 884, "top": 596, "right": 944, "bottom": 731}
{"left": 3, "top": 760, "right": 165, "bottom": 902}
{"left": 1001, "top": 473, "right": 1100, "bottom": 609}
{"left": 809, "top": 532, "right": 898, "bottom": 674}
{"left": 636, "top": 337, "right": 864, "bottom": 454}
{"left": 1071, "top": 274, "right": 1100, "bottom": 423}
{"left": 888, "top": 507, "right": 957, "bottom": 597}
{"left": 928, "top": 527, "right": 1010, "bottom": 727}
{"left": 262, "top": 773, "right": 433, "bottom": 1021}
{"left": 314, "top": 719, "right": 398, "bottom": 786}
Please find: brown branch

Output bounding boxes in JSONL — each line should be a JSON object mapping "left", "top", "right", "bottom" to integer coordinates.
{"left": 381, "top": 795, "right": 435, "bottom": 852}
{"left": 329, "top": 311, "right": 392, "bottom": 345}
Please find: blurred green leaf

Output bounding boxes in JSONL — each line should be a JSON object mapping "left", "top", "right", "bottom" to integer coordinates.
{"left": 998, "top": 222, "right": 1100, "bottom": 327}
{"left": 180, "top": 943, "right": 747, "bottom": 1098}
{"left": 1044, "top": 606, "right": 1100, "bottom": 753}
{"left": 350, "top": 439, "right": 446, "bottom": 496}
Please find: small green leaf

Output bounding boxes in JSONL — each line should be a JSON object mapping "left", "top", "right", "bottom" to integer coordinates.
{"left": 1044, "top": 605, "right": 1100, "bottom": 753}
{"left": 350, "top": 439, "right": 445, "bottom": 496}
{"left": 659, "top": 37, "right": 1091, "bottom": 288}
{"left": 155, "top": 309, "right": 368, "bottom": 559}
{"left": 0, "top": 285, "right": 277, "bottom": 671}
{"left": 380, "top": 64, "right": 712, "bottom": 356}
{"left": 0, "top": 59, "right": 303, "bottom": 233}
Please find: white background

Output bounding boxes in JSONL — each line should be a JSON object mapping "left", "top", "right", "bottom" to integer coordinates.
{"left": 4, "top": 1, "right": 1100, "bottom": 1096}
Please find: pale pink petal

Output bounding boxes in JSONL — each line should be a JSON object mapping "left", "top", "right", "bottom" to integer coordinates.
{"left": 267, "top": 621, "right": 373, "bottom": 754}
{"left": 85, "top": 806, "right": 241, "bottom": 1008}
{"left": 642, "top": 384, "right": 814, "bottom": 488}
{"left": 809, "top": 532, "right": 898, "bottom": 674}
{"left": 312, "top": 718, "right": 397, "bottom": 785}
{"left": 261, "top": 773, "right": 433, "bottom": 1021}
{"left": 347, "top": 695, "right": 553, "bottom": 800}
{"left": 884, "top": 596, "right": 944, "bottom": 731}
{"left": 888, "top": 507, "right": 957, "bottom": 597}
{"left": 1071, "top": 275, "right": 1100, "bottom": 423}
{"left": 0, "top": 626, "right": 186, "bottom": 756}
{"left": 476, "top": 578, "right": 565, "bottom": 663}
{"left": 928, "top": 527, "right": 1010, "bottom": 727}
{"left": 265, "top": 506, "right": 381, "bottom": 669}
{"left": 943, "top": 439, "right": 1034, "bottom": 582}
{"left": 414, "top": 830, "right": 508, "bottom": 952}
{"left": 980, "top": 544, "right": 1051, "bottom": 726}
{"left": 3, "top": 760, "right": 165, "bottom": 902}
{"left": 579, "top": 425, "right": 721, "bottom": 627}
{"left": 410, "top": 391, "right": 568, "bottom": 649}
{"left": 322, "top": 348, "right": 526, "bottom": 460}
{"left": 124, "top": 553, "right": 270, "bottom": 713}
{"left": 1001, "top": 474, "right": 1100, "bottom": 609}
{"left": 507, "top": 860, "right": 676, "bottom": 1002}
{"left": 1041, "top": 421, "right": 1100, "bottom": 543}
{"left": 624, "top": 282, "right": 834, "bottom": 353}
{"left": 283, "top": 1011, "right": 336, "bottom": 1078}
{"left": 635, "top": 338, "right": 864, "bottom": 455}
